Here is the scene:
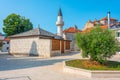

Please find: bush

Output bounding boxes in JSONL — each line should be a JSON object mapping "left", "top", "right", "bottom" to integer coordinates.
{"left": 76, "top": 27, "right": 119, "bottom": 64}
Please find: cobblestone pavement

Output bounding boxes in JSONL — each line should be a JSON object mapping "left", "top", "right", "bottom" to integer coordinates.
{"left": 0, "top": 52, "right": 120, "bottom": 80}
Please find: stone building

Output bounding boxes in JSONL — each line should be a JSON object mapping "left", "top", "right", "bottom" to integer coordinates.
{"left": 9, "top": 28, "right": 71, "bottom": 58}
{"left": 82, "top": 12, "right": 120, "bottom": 43}
{"left": 82, "top": 12, "right": 120, "bottom": 42}
{"left": 82, "top": 16, "right": 118, "bottom": 31}
{"left": 63, "top": 26, "right": 81, "bottom": 51}
{"left": 9, "top": 8, "right": 71, "bottom": 58}
{"left": 110, "top": 23, "right": 120, "bottom": 42}
{"left": 1, "top": 38, "right": 10, "bottom": 52}
{"left": 0, "top": 33, "right": 10, "bottom": 52}
{"left": 55, "top": 8, "right": 82, "bottom": 51}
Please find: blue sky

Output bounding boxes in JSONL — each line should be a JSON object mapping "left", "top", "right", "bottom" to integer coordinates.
{"left": 0, "top": 0, "right": 120, "bottom": 34}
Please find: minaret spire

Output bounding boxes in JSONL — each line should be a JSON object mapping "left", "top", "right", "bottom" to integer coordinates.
{"left": 56, "top": 8, "right": 64, "bottom": 37}
{"left": 58, "top": 8, "right": 63, "bottom": 16}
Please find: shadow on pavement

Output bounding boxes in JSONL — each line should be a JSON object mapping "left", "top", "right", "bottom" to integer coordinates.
{"left": 0, "top": 54, "right": 68, "bottom": 71}
{"left": 61, "top": 51, "right": 80, "bottom": 56}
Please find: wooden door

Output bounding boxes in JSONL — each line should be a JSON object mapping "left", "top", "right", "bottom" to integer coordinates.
{"left": 61, "top": 40, "right": 64, "bottom": 53}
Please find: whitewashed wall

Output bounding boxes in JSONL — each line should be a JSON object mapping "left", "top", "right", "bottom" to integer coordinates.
{"left": 1, "top": 41, "right": 9, "bottom": 52}
{"left": 10, "top": 37, "right": 39, "bottom": 56}
{"left": 10, "top": 37, "right": 51, "bottom": 57}
{"left": 0, "top": 36, "right": 5, "bottom": 40}
{"left": 38, "top": 39, "right": 51, "bottom": 57}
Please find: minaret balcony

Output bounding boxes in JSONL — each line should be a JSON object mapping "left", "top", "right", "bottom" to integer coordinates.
{"left": 56, "top": 21, "right": 64, "bottom": 26}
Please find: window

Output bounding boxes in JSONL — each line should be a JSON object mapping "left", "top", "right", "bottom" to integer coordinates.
{"left": 7, "top": 47, "right": 9, "bottom": 50}
{"left": 117, "top": 32, "right": 120, "bottom": 37}
{"left": 7, "top": 42, "right": 9, "bottom": 44}
{"left": 2, "top": 43, "right": 5, "bottom": 45}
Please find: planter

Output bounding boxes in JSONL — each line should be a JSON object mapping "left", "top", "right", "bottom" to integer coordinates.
{"left": 63, "top": 61, "right": 120, "bottom": 78}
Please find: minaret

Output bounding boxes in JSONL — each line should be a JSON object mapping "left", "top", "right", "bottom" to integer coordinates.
{"left": 56, "top": 8, "right": 64, "bottom": 37}
{"left": 108, "top": 11, "right": 110, "bottom": 28}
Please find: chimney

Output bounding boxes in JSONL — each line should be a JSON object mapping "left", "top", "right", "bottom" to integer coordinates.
{"left": 108, "top": 11, "right": 110, "bottom": 28}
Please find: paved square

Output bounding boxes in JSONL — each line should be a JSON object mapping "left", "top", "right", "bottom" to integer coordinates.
{"left": 0, "top": 52, "right": 120, "bottom": 80}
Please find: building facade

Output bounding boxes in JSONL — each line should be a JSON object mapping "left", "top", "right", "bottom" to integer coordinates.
{"left": 63, "top": 26, "right": 81, "bottom": 51}
{"left": 110, "top": 24, "right": 120, "bottom": 42}
{"left": 0, "top": 33, "right": 10, "bottom": 52}
{"left": 9, "top": 28, "right": 71, "bottom": 58}
{"left": 82, "top": 12, "right": 120, "bottom": 43}
{"left": 82, "top": 16, "right": 118, "bottom": 31}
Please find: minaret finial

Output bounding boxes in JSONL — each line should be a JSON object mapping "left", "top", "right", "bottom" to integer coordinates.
{"left": 58, "top": 8, "right": 63, "bottom": 16}
{"left": 108, "top": 11, "right": 110, "bottom": 14}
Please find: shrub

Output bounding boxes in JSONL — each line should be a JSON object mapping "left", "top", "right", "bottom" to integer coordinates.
{"left": 76, "top": 27, "right": 119, "bottom": 64}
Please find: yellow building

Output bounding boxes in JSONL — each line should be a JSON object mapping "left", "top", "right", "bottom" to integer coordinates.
{"left": 83, "top": 16, "right": 118, "bottom": 31}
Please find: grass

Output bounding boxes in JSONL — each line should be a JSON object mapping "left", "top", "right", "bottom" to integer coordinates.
{"left": 66, "top": 59, "right": 120, "bottom": 70}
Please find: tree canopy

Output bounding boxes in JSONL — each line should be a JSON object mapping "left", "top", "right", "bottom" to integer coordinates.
{"left": 3, "top": 13, "right": 33, "bottom": 36}
{"left": 76, "top": 27, "right": 119, "bottom": 64}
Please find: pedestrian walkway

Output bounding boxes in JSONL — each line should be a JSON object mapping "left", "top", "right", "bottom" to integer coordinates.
{"left": 0, "top": 52, "right": 120, "bottom": 80}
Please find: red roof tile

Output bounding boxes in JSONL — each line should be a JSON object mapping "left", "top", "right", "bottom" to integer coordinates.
{"left": 0, "top": 37, "right": 10, "bottom": 42}
{"left": 63, "top": 27, "right": 81, "bottom": 33}
{"left": 82, "top": 28, "right": 91, "bottom": 33}
{"left": 101, "top": 16, "right": 117, "bottom": 21}
{"left": 4, "top": 37, "right": 10, "bottom": 41}
{"left": 82, "top": 25, "right": 108, "bottom": 33}
{"left": 101, "top": 25, "right": 108, "bottom": 29}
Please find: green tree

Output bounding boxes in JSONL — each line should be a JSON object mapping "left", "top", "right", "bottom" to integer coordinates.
{"left": 76, "top": 27, "right": 119, "bottom": 64}
{"left": 3, "top": 13, "right": 33, "bottom": 36}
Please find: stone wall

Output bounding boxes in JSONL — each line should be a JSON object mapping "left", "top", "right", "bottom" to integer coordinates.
{"left": 10, "top": 37, "right": 39, "bottom": 56}
{"left": 2, "top": 41, "right": 9, "bottom": 52}
{"left": 83, "top": 21, "right": 94, "bottom": 30}
{"left": 64, "top": 33, "right": 79, "bottom": 51}
{"left": 10, "top": 37, "right": 71, "bottom": 58}
{"left": 10, "top": 37, "right": 51, "bottom": 57}
{"left": 38, "top": 39, "right": 51, "bottom": 58}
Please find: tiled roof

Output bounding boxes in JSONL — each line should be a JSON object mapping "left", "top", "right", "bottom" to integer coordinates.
{"left": 82, "top": 28, "right": 91, "bottom": 33}
{"left": 63, "top": 27, "right": 81, "bottom": 33}
{"left": 82, "top": 26, "right": 108, "bottom": 33}
{"left": 0, "top": 37, "right": 10, "bottom": 42}
{"left": 100, "top": 25, "right": 108, "bottom": 29}
{"left": 9, "top": 28, "right": 56, "bottom": 38}
{"left": 4, "top": 37, "right": 10, "bottom": 41}
{"left": 101, "top": 16, "right": 117, "bottom": 21}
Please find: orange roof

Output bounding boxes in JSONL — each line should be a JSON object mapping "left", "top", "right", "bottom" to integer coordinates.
{"left": 82, "top": 26, "right": 108, "bottom": 33}
{"left": 0, "top": 37, "right": 10, "bottom": 42}
{"left": 82, "top": 28, "right": 91, "bottom": 33}
{"left": 101, "top": 16, "right": 117, "bottom": 21}
{"left": 63, "top": 27, "right": 81, "bottom": 33}
{"left": 100, "top": 25, "right": 108, "bottom": 29}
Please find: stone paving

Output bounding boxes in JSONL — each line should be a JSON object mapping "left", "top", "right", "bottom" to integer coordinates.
{"left": 0, "top": 52, "right": 120, "bottom": 80}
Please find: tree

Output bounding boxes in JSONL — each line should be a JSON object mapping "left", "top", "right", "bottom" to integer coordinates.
{"left": 3, "top": 13, "right": 33, "bottom": 36}
{"left": 76, "top": 27, "right": 119, "bottom": 64}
